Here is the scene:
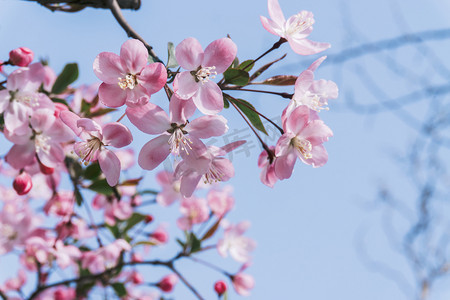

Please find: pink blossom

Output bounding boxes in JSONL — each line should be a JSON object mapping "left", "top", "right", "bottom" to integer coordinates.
{"left": 5, "top": 109, "right": 73, "bottom": 170}
{"left": 0, "top": 67, "right": 54, "bottom": 135}
{"left": 53, "top": 240, "right": 81, "bottom": 269}
{"left": 13, "top": 171, "right": 33, "bottom": 195}
{"left": 149, "top": 225, "right": 169, "bottom": 244}
{"left": 51, "top": 287, "right": 76, "bottom": 300}
{"left": 127, "top": 94, "right": 228, "bottom": 171}
{"left": 157, "top": 274, "right": 178, "bottom": 293}
{"left": 207, "top": 186, "right": 234, "bottom": 217}
{"left": 9, "top": 47, "right": 34, "bottom": 67}
{"left": 43, "top": 191, "right": 74, "bottom": 217}
{"left": 55, "top": 218, "right": 94, "bottom": 241}
{"left": 283, "top": 56, "right": 338, "bottom": 122}
{"left": 260, "top": 0, "right": 330, "bottom": 55}
{"left": 174, "top": 37, "right": 237, "bottom": 114}
{"left": 176, "top": 197, "right": 210, "bottom": 230}
{"left": 2, "top": 270, "right": 26, "bottom": 292}
{"left": 92, "top": 194, "right": 133, "bottom": 226}
{"left": 60, "top": 111, "right": 133, "bottom": 186}
{"left": 275, "top": 105, "right": 332, "bottom": 179}
{"left": 155, "top": 171, "right": 182, "bottom": 206}
{"left": 175, "top": 141, "right": 244, "bottom": 197}
{"left": 217, "top": 221, "right": 256, "bottom": 263}
{"left": 257, "top": 146, "right": 279, "bottom": 188}
{"left": 232, "top": 272, "right": 255, "bottom": 296}
{"left": 81, "top": 239, "right": 131, "bottom": 273}
{"left": 94, "top": 39, "right": 167, "bottom": 108}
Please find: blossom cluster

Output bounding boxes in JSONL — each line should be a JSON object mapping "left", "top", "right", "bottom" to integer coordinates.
{"left": 0, "top": 0, "right": 337, "bottom": 298}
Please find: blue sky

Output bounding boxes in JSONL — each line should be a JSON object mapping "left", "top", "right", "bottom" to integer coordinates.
{"left": 1, "top": 0, "right": 450, "bottom": 299}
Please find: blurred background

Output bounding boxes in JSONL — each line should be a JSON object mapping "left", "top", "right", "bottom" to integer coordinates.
{"left": 1, "top": 0, "right": 450, "bottom": 299}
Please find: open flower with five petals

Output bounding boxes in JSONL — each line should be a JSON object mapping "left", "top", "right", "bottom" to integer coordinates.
{"left": 174, "top": 37, "right": 237, "bottom": 115}
{"left": 60, "top": 111, "right": 133, "bottom": 186}
{"left": 93, "top": 39, "right": 167, "bottom": 108}
{"left": 260, "top": 0, "right": 330, "bottom": 55}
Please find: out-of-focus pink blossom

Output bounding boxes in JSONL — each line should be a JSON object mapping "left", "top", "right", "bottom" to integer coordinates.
{"left": 92, "top": 194, "right": 133, "bottom": 226}
{"left": 149, "top": 225, "right": 169, "bottom": 244}
{"left": 217, "top": 221, "right": 256, "bottom": 263}
{"left": 81, "top": 239, "right": 131, "bottom": 274}
{"left": 60, "top": 111, "right": 133, "bottom": 186}
{"left": 275, "top": 105, "right": 332, "bottom": 179}
{"left": 9, "top": 47, "right": 34, "bottom": 67}
{"left": 260, "top": 0, "right": 330, "bottom": 55}
{"left": 231, "top": 272, "right": 254, "bottom": 296}
{"left": 2, "top": 270, "right": 26, "bottom": 292}
{"left": 55, "top": 218, "right": 94, "bottom": 241}
{"left": 176, "top": 197, "right": 210, "bottom": 231}
{"left": 53, "top": 240, "right": 82, "bottom": 269}
{"left": 157, "top": 274, "right": 178, "bottom": 293}
{"left": 43, "top": 191, "right": 74, "bottom": 217}
{"left": 174, "top": 37, "right": 237, "bottom": 115}
{"left": 207, "top": 186, "right": 234, "bottom": 217}
{"left": 94, "top": 39, "right": 167, "bottom": 108}
{"left": 155, "top": 171, "right": 182, "bottom": 206}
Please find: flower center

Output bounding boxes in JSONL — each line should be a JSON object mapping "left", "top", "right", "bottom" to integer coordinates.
{"left": 295, "top": 91, "right": 329, "bottom": 112}
{"left": 285, "top": 12, "right": 314, "bottom": 36}
{"left": 194, "top": 66, "right": 217, "bottom": 84}
{"left": 167, "top": 124, "right": 192, "bottom": 155}
{"left": 34, "top": 133, "right": 51, "bottom": 154}
{"left": 1, "top": 224, "right": 17, "bottom": 241}
{"left": 11, "top": 91, "right": 39, "bottom": 107}
{"left": 118, "top": 74, "right": 137, "bottom": 90}
{"left": 203, "top": 163, "right": 224, "bottom": 184}
{"left": 79, "top": 137, "right": 103, "bottom": 165}
{"left": 292, "top": 137, "right": 312, "bottom": 159}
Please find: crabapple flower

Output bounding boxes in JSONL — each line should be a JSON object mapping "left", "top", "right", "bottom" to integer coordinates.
{"left": 207, "top": 186, "right": 234, "bottom": 217}
{"left": 176, "top": 197, "right": 209, "bottom": 230}
{"left": 0, "top": 67, "right": 54, "bottom": 135}
{"left": 60, "top": 111, "right": 133, "bottom": 186}
{"left": 81, "top": 239, "right": 131, "bottom": 274}
{"left": 155, "top": 171, "right": 182, "bottom": 206}
{"left": 127, "top": 94, "right": 228, "bottom": 170}
{"left": 275, "top": 105, "right": 332, "bottom": 180}
{"left": 92, "top": 194, "right": 133, "bottom": 226}
{"left": 257, "top": 146, "right": 279, "bottom": 188}
{"left": 53, "top": 240, "right": 82, "bottom": 269}
{"left": 217, "top": 221, "right": 256, "bottom": 263}
{"left": 9, "top": 47, "right": 34, "bottom": 67}
{"left": 43, "top": 191, "right": 74, "bottom": 217}
{"left": 175, "top": 141, "right": 245, "bottom": 197}
{"left": 2, "top": 270, "right": 26, "bottom": 292}
{"left": 149, "top": 225, "right": 169, "bottom": 245}
{"left": 94, "top": 39, "right": 167, "bottom": 108}
{"left": 174, "top": 37, "right": 237, "bottom": 114}
{"left": 260, "top": 0, "right": 330, "bottom": 55}
{"left": 5, "top": 109, "right": 73, "bottom": 170}
{"left": 232, "top": 272, "right": 255, "bottom": 296}
{"left": 283, "top": 56, "right": 338, "bottom": 122}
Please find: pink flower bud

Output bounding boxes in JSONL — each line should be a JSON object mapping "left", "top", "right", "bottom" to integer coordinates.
{"left": 145, "top": 215, "right": 154, "bottom": 223}
{"left": 214, "top": 280, "right": 227, "bottom": 296}
{"left": 13, "top": 171, "right": 32, "bottom": 195}
{"left": 132, "top": 271, "right": 144, "bottom": 285}
{"left": 157, "top": 274, "right": 178, "bottom": 293}
{"left": 131, "top": 253, "right": 143, "bottom": 263}
{"left": 150, "top": 228, "right": 168, "bottom": 244}
{"left": 39, "top": 161, "right": 54, "bottom": 175}
{"left": 9, "top": 47, "right": 34, "bottom": 67}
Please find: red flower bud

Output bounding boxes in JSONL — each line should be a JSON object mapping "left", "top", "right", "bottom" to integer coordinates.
{"left": 157, "top": 274, "right": 178, "bottom": 293}
{"left": 145, "top": 215, "right": 154, "bottom": 223}
{"left": 9, "top": 47, "right": 34, "bottom": 67}
{"left": 13, "top": 171, "right": 32, "bottom": 195}
{"left": 214, "top": 280, "right": 227, "bottom": 296}
{"left": 39, "top": 161, "right": 54, "bottom": 175}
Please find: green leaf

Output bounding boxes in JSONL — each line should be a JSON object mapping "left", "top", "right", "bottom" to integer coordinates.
{"left": 106, "top": 224, "right": 121, "bottom": 239}
{"left": 88, "top": 179, "right": 114, "bottom": 196}
{"left": 176, "top": 238, "right": 186, "bottom": 249}
{"left": 189, "top": 232, "right": 202, "bottom": 253}
{"left": 84, "top": 162, "right": 101, "bottom": 180}
{"left": 249, "top": 53, "right": 287, "bottom": 82}
{"left": 88, "top": 108, "right": 116, "bottom": 118}
{"left": 223, "top": 68, "right": 249, "bottom": 86}
{"left": 123, "top": 213, "right": 146, "bottom": 233}
{"left": 138, "top": 189, "right": 159, "bottom": 195}
{"left": 112, "top": 282, "right": 127, "bottom": 297}
{"left": 223, "top": 96, "right": 230, "bottom": 109}
{"left": 201, "top": 217, "right": 222, "bottom": 241}
{"left": 258, "top": 75, "right": 297, "bottom": 86}
{"left": 230, "top": 57, "right": 239, "bottom": 69}
{"left": 133, "top": 240, "right": 157, "bottom": 247}
{"left": 51, "top": 97, "right": 69, "bottom": 107}
{"left": 167, "top": 42, "right": 178, "bottom": 69}
{"left": 231, "top": 98, "right": 268, "bottom": 135}
{"left": 52, "top": 63, "right": 78, "bottom": 94}
{"left": 238, "top": 60, "right": 254, "bottom": 72}
{"left": 74, "top": 188, "right": 83, "bottom": 206}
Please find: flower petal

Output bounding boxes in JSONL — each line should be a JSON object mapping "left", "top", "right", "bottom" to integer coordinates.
{"left": 119, "top": 39, "right": 148, "bottom": 74}
{"left": 98, "top": 149, "right": 121, "bottom": 186}
{"left": 192, "top": 80, "right": 223, "bottom": 115}
{"left": 138, "top": 135, "right": 171, "bottom": 170}
{"left": 285, "top": 105, "right": 309, "bottom": 135}
{"left": 186, "top": 115, "right": 228, "bottom": 139}
{"left": 5, "top": 143, "right": 35, "bottom": 169}
{"left": 174, "top": 71, "right": 198, "bottom": 99}
{"left": 169, "top": 93, "right": 196, "bottom": 123}
{"left": 137, "top": 63, "right": 167, "bottom": 95}
{"left": 274, "top": 150, "right": 296, "bottom": 180}
{"left": 60, "top": 111, "right": 82, "bottom": 136}
{"left": 126, "top": 102, "right": 170, "bottom": 134}
{"left": 98, "top": 83, "right": 127, "bottom": 108}
{"left": 175, "top": 37, "right": 204, "bottom": 70}
{"left": 203, "top": 38, "right": 237, "bottom": 74}
{"left": 288, "top": 38, "right": 330, "bottom": 56}
{"left": 93, "top": 52, "right": 124, "bottom": 84}
{"left": 102, "top": 123, "right": 133, "bottom": 148}
{"left": 268, "top": 0, "right": 286, "bottom": 26}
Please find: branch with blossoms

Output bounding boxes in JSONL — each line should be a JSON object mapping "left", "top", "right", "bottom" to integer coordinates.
{"left": 0, "top": 0, "right": 337, "bottom": 299}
